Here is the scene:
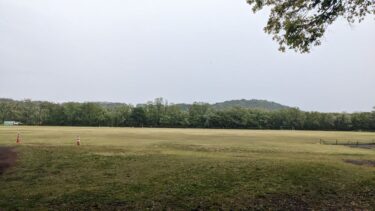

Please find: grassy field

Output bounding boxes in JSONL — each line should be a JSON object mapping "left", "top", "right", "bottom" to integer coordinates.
{"left": 0, "top": 126, "right": 375, "bottom": 210}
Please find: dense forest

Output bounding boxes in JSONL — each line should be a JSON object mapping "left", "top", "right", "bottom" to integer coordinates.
{"left": 0, "top": 98, "right": 374, "bottom": 131}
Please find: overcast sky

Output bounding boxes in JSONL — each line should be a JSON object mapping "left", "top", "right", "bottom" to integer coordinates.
{"left": 0, "top": 0, "right": 374, "bottom": 112}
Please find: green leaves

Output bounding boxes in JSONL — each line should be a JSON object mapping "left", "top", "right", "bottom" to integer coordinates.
{"left": 247, "top": 0, "right": 375, "bottom": 53}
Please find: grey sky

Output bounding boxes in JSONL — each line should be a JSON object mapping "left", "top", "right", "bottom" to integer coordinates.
{"left": 0, "top": 0, "right": 374, "bottom": 112}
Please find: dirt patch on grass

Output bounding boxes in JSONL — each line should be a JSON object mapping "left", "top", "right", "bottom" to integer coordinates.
{"left": 0, "top": 147, "right": 17, "bottom": 174}
{"left": 344, "top": 159, "right": 375, "bottom": 167}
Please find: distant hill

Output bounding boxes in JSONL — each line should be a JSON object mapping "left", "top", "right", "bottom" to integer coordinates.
{"left": 211, "top": 99, "right": 290, "bottom": 110}
{"left": 0, "top": 98, "right": 15, "bottom": 103}
{"left": 174, "top": 99, "right": 290, "bottom": 111}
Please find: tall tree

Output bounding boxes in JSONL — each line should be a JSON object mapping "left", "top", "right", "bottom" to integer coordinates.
{"left": 188, "top": 103, "right": 211, "bottom": 128}
{"left": 108, "top": 105, "right": 132, "bottom": 126}
{"left": 62, "top": 103, "right": 82, "bottom": 126}
{"left": 80, "top": 103, "right": 107, "bottom": 126}
{"left": 130, "top": 107, "right": 147, "bottom": 127}
{"left": 370, "top": 107, "right": 375, "bottom": 130}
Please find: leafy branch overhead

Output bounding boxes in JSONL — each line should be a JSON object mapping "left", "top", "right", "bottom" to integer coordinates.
{"left": 247, "top": 0, "right": 375, "bottom": 53}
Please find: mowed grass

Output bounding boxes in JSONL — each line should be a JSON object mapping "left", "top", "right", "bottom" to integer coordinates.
{"left": 1, "top": 126, "right": 375, "bottom": 210}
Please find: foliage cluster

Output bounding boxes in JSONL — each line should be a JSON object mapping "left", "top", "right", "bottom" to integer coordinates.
{"left": 247, "top": 0, "right": 375, "bottom": 52}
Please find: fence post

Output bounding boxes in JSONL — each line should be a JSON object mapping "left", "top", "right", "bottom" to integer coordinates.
{"left": 336, "top": 140, "right": 338, "bottom": 145}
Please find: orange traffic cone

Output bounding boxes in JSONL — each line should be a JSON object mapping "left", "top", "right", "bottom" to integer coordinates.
{"left": 16, "top": 133, "right": 21, "bottom": 144}
{"left": 76, "top": 136, "right": 81, "bottom": 146}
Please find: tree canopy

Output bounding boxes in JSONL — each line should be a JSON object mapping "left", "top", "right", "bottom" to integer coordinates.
{"left": 1, "top": 98, "right": 375, "bottom": 131}
{"left": 247, "top": 0, "right": 375, "bottom": 53}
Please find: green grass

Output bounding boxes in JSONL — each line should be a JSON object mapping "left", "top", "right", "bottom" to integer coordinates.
{"left": 1, "top": 126, "right": 375, "bottom": 210}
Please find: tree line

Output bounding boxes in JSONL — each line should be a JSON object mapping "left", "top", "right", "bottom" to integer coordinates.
{"left": 1, "top": 98, "right": 374, "bottom": 131}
